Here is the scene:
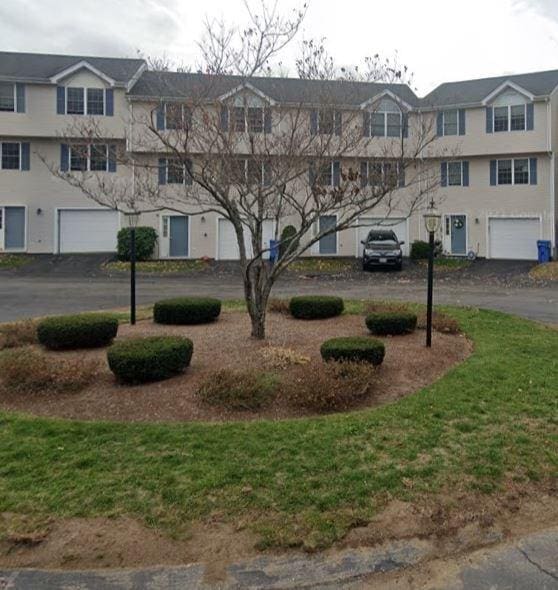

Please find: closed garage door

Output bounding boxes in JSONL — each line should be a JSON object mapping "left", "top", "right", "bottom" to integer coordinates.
{"left": 59, "top": 209, "right": 119, "bottom": 253}
{"left": 488, "top": 217, "right": 540, "bottom": 260}
{"left": 358, "top": 218, "right": 408, "bottom": 256}
{"left": 218, "top": 219, "right": 275, "bottom": 260}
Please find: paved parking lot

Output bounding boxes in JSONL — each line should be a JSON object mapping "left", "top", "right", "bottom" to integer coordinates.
{"left": 0, "top": 256, "right": 556, "bottom": 324}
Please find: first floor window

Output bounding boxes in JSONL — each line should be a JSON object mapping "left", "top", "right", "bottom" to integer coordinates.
{"left": 69, "top": 144, "right": 111, "bottom": 172}
{"left": 497, "top": 159, "right": 513, "bottom": 184}
{"left": 70, "top": 145, "right": 88, "bottom": 171}
{"left": 86, "top": 88, "right": 105, "bottom": 115}
{"left": 513, "top": 158, "right": 529, "bottom": 184}
{"left": 167, "top": 159, "right": 185, "bottom": 184}
{"left": 448, "top": 161, "right": 463, "bottom": 186}
{"left": 0, "top": 82, "right": 15, "bottom": 112}
{"left": 365, "top": 161, "right": 401, "bottom": 187}
{"left": 1, "top": 143, "right": 21, "bottom": 169}
{"left": 67, "top": 87, "right": 85, "bottom": 115}
{"left": 317, "top": 162, "right": 333, "bottom": 186}
{"left": 90, "top": 145, "right": 108, "bottom": 171}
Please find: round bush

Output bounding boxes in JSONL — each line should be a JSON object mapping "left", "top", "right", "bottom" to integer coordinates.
{"left": 37, "top": 314, "right": 119, "bottom": 350}
{"left": 153, "top": 297, "right": 221, "bottom": 325}
{"left": 117, "top": 226, "right": 158, "bottom": 261}
{"left": 365, "top": 312, "right": 417, "bottom": 336}
{"left": 320, "top": 336, "right": 385, "bottom": 366}
{"left": 289, "top": 295, "right": 344, "bottom": 320}
{"left": 107, "top": 336, "right": 193, "bottom": 384}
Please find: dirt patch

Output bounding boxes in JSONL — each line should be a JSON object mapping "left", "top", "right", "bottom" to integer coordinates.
{"left": 0, "top": 312, "right": 471, "bottom": 423}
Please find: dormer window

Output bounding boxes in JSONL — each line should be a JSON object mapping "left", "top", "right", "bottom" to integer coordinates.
{"left": 67, "top": 88, "right": 85, "bottom": 115}
{"left": 62, "top": 87, "right": 108, "bottom": 116}
{"left": 0, "top": 83, "right": 15, "bottom": 112}
{"left": 230, "top": 106, "right": 265, "bottom": 133}
{"left": 87, "top": 89, "right": 105, "bottom": 115}
{"left": 486, "top": 87, "right": 533, "bottom": 133}
{"left": 366, "top": 99, "right": 405, "bottom": 138}
{"left": 493, "top": 105, "right": 526, "bottom": 132}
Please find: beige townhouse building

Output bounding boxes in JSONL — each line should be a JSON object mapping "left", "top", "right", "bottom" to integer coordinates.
{"left": 0, "top": 51, "right": 556, "bottom": 261}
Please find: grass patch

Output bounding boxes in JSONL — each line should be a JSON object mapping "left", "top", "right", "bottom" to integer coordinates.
{"left": 288, "top": 258, "right": 353, "bottom": 273}
{"left": 104, "top": 260, "right": 208, "bottom": 274}
{"left": 0, "top": 254, "right": 31, "bottom": 269}
{"left": 530, "top": 261, "right": 558, "bottom": 281}
{"left": 0, "top": 305, "right": 556, "bottom": 550}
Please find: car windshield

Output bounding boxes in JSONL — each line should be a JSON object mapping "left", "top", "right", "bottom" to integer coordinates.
{"left": 366, "top": 231, "right": 398, "bottom": 245}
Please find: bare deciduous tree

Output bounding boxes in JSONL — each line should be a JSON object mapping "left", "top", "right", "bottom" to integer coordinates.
{"left": 44, "top": 0, "right": 444, "bottom": 339}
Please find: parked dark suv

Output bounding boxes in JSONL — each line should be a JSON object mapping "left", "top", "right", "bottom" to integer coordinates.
{"left": 361, "top": 230, "right": 405, "bottom": 271}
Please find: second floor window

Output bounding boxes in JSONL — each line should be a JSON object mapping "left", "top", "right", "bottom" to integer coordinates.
{"left": 311, "top": 109, "right": 341, "bottom": 135}
{"left": 231, "top": 158, "right": 270, "bottom": 187}
{"left": 1, "top": 142, "right": 20, "bottom": 169}
{"left": 87, "top": 89, "right": 105, "bottom": 115}
{"left": 165, "top": 103, "right": 191, "bottom": 130}
{"left": 362, "top": 160, "right": 403, "bottom": 188}
{"left": 448, "top": 161, "right": 463, "bottom": 186}
{"left": 158, "top": 158, "right": 192, "bottom": 185}
{"left": 66, "top": 87, "right": 105, "bottom": 115}
{"left": 232, "top": 106, "right": 265, "bottom": 133}
{"left": 69, "top": 144, "right": 112, "bottom": 172}
{"left": 493, "top": 105, "right": 526, "bottom": 132}
{"left": 443, "top": 110, "right": 458, "bottom": 135}
{"left": 370, "top": 111, "right": 402, "bottom": 138}
{"left": 0, "top": 83, "right": 15, "bottom": 112}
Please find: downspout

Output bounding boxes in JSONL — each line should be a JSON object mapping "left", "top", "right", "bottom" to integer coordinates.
{"left": 548, "top": 97, "right": 556, "bottom": 255}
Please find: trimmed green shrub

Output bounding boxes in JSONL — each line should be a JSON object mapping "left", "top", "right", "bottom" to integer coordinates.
{"left": 117, "top": 226, "right": 158, "bottom": 261}
{"left": 410, "top": 240, "right": 430, "bottom": 260}
{"left": 107, "top": 336, "right": 193, "bottom": 384}
{"left": 153, "top": 297, "right": 221, "bottom": 325}
{"left": 289, "top": 295, "right": 344, "bottom": 320}
{"left": 365, "top": 312, "right": 417, "bottom": 336}
{"left": 196, "top": 369, "right": 277, "bottom": 410}
{"left": 320, "top": 336, "right": 385, "bottom": 366}
{"left": 279, "top": 225, "right": 298, "bottom": 259}
{"left": 37, "top": 314, "right": 119, "bottom": 350}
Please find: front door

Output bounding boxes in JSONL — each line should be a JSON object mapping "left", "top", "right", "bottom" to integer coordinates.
{"left": 4, "top": 207, "right": 26, "bottom": 250}
{"left": 447, "top": 215, "right": 466, "bottom": 255}
{"left": 169, "top": 216, "right": 188, "bottom": 257}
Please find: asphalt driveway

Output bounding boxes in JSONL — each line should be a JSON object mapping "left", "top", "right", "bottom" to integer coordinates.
{"left": 0, "top": 256, "right": 556, "bottom": 324}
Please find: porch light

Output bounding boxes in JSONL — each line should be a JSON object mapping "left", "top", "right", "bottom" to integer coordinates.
{"left": 423, "top": 200, "right": 441, "bottom": 234}
{"left": 125, "top": 210, "right": 140, "bottom": 228}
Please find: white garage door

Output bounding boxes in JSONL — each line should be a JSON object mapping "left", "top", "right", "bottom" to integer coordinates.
{"left": 489, "top": 217, "right": 540, "bottom": 260}
{"left": 59, "top": 209, "right": 119, "bottom": 253}
{"left": 358, "top": 218, "right": 408, "bottom": 256}
{"left": 218, "top": 219, "right": 275, "bottom": 260}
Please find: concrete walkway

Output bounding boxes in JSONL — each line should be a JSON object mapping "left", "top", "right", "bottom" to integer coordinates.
{"left": 1, "top": 529, "right": 557, "bottom": 589}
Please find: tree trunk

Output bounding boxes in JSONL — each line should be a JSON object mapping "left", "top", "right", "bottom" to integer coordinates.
{"left": 243, "top": 259, "right": 272, "bottom": 340}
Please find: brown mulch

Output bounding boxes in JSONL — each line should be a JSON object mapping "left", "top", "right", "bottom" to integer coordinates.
{"left": 0, "top": 312, "right": 472, "bottom": 423}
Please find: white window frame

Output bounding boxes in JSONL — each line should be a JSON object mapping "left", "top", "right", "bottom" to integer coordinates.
{"left": 316, "top": 160, "right": 335, "bottom": 186}
{"left": 369, "top": 110, "right": 402, "bottom": 138}
{"left": 0, "top": 142, "right": 22, "bottom": 171}
{"left": 442, "top": 109, "right": 459, "bottom": 136}
{"left": 316, "top": 109, "right": 336, "bottom": 135}
{"left": 364, "top": 160, "right": 401, "bottom": 187}
{"left": 164, "top": 102, "right": 189, "bottom": 130}
{"left": 231, "top": 105, "right": 265, "bottom": 133}
{"left": 493, "top": 104, "right": 526, "bottom": 133}
{"left": 447, "top": 161, "right": 464, "bottom": 186}
{"left": 66, "top": 87, "right": 106, "bottom": 116}
{"left": 496, "top": 158, "right": 530, "bottom": 186}
{"left": 69, "top": 144, "right": 109, "bottom": 172}
{"left": 166, "top": 158, "right": 192, "bottom": 185}
{"left": 0, "top": 82, "right": 16, "bottom": 113}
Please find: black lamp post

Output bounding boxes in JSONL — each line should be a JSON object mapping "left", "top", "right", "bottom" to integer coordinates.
{"left": 423, "top": 200, "right": 441, "bottom": 348}
{"left": 125, "top": 211, "right": 140, "bottom": 325}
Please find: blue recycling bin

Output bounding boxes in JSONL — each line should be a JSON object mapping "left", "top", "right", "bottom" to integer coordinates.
{"left": 537, "top": 240, "right": 551, "bottom": 263}
{"left": 269, "top": 239, "right": 279, "bottom": 264}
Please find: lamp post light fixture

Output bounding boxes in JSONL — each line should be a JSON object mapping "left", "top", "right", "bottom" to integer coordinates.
{"left": 125, "top": 211, "right": 140, "bottom": 325}
{"left": 423, "top": 200, "right": 442, "bottom": 348}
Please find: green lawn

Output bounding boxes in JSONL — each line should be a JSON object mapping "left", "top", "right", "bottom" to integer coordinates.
{"left": 0, "top": 254, "right": 31, "bottom": 269}
{"left": 0, "top": 306, "right": 556, "bottom": 550}
{"left": 104, "top": 259, "right": 208, "bottom": 274}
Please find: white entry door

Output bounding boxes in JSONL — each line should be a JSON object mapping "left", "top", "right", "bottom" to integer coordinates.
{"left": 357, "top": 217, "right": 408, "bottom": 256}
{"left": 58, "top": 209, "right": 119, "bottom": 253}
{"left": 488, "top": 217, "right": 540, "bottom": 260}
{"left": 218, "top": 219, "right": 275, "bottom": 260}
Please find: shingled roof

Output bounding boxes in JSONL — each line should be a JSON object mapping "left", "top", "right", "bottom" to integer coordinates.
{"left": 422, "top": 69, "right": 558, "bottom": 108}
{"left": 0, "top": 51, "right": 145, "bottom": 86}
{"left": 129, "top": 70, "right": 421, "bottom": 107}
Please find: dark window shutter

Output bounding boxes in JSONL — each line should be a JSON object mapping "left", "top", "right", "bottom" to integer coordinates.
{"left": 462, "top": 161, "right": 469, "bottom": 186}
{"left": 440, "top": 161, "right": 448, "bottom": 187}
{"left": 526, "top": 103, "right": 534, "bottom": 131}
{"left": 398, "top": 163, "right": 405, "bottom": 188}
{"left": 486, "top": 107, "right": 494, "bottom": 134}
{"left": 363, "top": 111, "right": 370, "bottom": 137}
{"left": 105, "top": 89, "right": 114, "bottom": 116}
{"left": 333, "top": 161, "right": 341, "bottom": 187}
{"left": 436, "top": 112, "right": 443, "bottom": 136}
{"left": 263, "top": 160, "right": 271, "bottom": 186}
{"left": 402, "top": 113, "right": 409, "bottom": 138}
{"left": 185, "top": 159, "right": 193, "bottom": 185}
{"left": 60, "top": 144, "right": 69, "bottom": 171}
{"left": 360, "top": 161, "right": 368, "bottom": 188}
{"left": 310, "top": 110, "right": 318, "bottom": 135}
{"left": 334, "top": 111, "right": 342, "bottom": 136}
{"left": 490, "top": 160, "right": 497, "bottom": 186}
{"left": 158, "top": 158, "right": 167, "bottom": 185}
{"left": 529, "top": 158, "right": 537, "bottom": 185}
{"left": 156, "top": 105, "right": 165, "bottom": 130}
{"left": 458, "top": 109, "right": 466, "bottom": 135}
{"left": 21, "top": 142, "right": 30, "bottom": 171}
{"left": 15, "top": 84, "right": 25, "bottom": 113}
{"left": 185, "top": 107, "right": 192, "bottom": 129}
{"left": 264, "top": 108, "right": 272, "bottom": 133}
{"left": 309, "top": 161, "right": 316, "bottom": 185}
{"left": 108, "top": 145, "right": 117, "bottom": 172}
{"left": 220, "top": 105, "right": 229, "bottom": 131}
{"left": 57, "top": 86, "right": 66, "bottom": 115}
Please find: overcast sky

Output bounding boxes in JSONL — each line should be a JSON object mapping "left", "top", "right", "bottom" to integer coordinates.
{"left": 2, "top": 0, "right": 558, "bottom": 95}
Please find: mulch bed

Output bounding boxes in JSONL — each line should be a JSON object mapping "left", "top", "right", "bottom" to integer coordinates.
{"left": 0, "top": 312, "right": 472, "bottom": 423}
